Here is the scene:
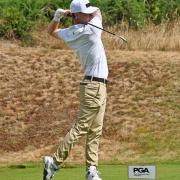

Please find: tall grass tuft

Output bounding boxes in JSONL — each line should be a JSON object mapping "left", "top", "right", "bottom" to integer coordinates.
{"left": 103, "top": 20, "right": 180, "bottom": 51}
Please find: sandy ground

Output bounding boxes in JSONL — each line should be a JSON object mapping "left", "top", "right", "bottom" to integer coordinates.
{"left": 0, "top": 40, "right": 179, "bottom": 165}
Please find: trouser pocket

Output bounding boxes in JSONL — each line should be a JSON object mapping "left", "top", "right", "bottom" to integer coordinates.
{"left": 80, "top": 81, "right": 106, "bottom": 107}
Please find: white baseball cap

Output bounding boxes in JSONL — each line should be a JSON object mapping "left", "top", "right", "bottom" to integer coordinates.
{"left": 70, "top": 0, "right": 98, "bottom": 14}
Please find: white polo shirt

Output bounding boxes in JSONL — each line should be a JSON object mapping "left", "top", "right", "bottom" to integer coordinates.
{"left": 56, "top": 15, "right": 108, "bottom": 79}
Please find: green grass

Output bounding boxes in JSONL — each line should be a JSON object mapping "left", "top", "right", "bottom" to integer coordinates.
{"left": 0, "top": 163, "right": 179, "bottom": 180}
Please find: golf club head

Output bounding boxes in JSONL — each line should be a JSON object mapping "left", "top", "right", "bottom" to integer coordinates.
{"left": 114, "top": 34, "right": 127, "bottom": 43}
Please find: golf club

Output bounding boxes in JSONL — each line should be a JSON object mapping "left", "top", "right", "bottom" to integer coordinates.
{"left": 67, "top": 13, "right": 127, "bottom": 43}
{"left": 87, "top": 22, "right": 127, "bottom": 43}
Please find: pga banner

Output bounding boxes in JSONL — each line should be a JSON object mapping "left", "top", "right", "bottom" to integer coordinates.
{"left": 128, "top": 165, "right": 156, "bottom": 179}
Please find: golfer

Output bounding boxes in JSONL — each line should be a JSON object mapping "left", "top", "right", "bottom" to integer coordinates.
{"left": 43, "top": 0, "right": 108, "bottom": 180}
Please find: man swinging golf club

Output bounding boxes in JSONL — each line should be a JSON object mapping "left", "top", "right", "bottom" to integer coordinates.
{"left": 43, "top": 0, "right": 108, "bottom": 179}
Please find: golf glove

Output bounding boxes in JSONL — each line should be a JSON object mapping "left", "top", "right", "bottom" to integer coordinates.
{"left": 53, "top": 8, "right": 65, "bottom": 22}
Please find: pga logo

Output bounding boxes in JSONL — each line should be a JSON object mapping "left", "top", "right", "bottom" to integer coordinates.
{"left": 128, "top": 165, "right": 156, "bottom": 179}
{"left": 133, "top": 167, "right": 150, "bottom": 175}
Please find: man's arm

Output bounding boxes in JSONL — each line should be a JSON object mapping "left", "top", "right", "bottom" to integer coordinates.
{"left": 48, "top": 21, "right": 60, "bottom": 38}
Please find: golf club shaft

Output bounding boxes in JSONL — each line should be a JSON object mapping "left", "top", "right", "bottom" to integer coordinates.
{"left": 87, "top": 22, "right": 127, "bottom": 43}
{"left": 66, "top": 13, "right": 127, "bottom": 43}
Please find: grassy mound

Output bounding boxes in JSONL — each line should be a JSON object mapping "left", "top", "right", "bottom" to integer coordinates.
{"left": 0, "top": 41, "right": 179, "bottom": 164}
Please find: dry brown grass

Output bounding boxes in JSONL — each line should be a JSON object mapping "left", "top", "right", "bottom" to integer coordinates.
{"left": 103, "top": 21, "right": 180, "bottom": 51}
{"left": 0, "top": 40, "right": 179, "bottom": 165}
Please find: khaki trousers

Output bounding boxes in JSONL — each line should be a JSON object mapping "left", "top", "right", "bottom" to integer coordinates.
{"left": 54, "top": 79, "right": 107, "bottom": 167}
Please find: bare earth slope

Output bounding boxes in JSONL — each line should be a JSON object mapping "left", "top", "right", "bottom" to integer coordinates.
{"left": 0, "top": 41, "right": 179, "bottom": 165}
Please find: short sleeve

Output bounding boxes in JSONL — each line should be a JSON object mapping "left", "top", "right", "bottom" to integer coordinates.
{"left": 56, "top": 28, "right": 68, "bottom": 41}
{"left": 55, "top": 25, "right": 93, "bottom": 43}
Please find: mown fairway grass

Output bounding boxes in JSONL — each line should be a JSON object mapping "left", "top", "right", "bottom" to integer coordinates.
{"left": 0, "top": 163, "right": 179, "bottom": 180}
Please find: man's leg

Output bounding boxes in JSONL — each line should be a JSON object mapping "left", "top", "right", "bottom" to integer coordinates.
{"left": 85, "top": 83, "right": 106, "bottom": 180}
{"left": 86, "top": 83, "right": 107, "bottom": 167}
{"left": 54, "top": 81, "right": 102, "bottom": 164}
{"left": 54, "top": 105, "right": 99, "bottom": 163}
{"left": 85, "top": 98, "right": 106, "bottom": 167}
{"left": 43, "top": 81, "right": 106, "bottom": 180}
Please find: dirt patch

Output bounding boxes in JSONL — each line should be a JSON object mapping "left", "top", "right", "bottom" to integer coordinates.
{"left": 0, "top": 41, "right": 179, "bottom": 165}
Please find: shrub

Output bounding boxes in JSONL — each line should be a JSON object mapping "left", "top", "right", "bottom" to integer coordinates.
{"left": 145, "top": 0, "right": 180, "bottom": 24}
{"left": 0, "top": 7, "right": 34, "bottom": 42}
{"left": 0, "top": 0, "right": 179, "bottom": 44}
{"left": 93, "top": 0, "right": 147, "bottom": 28}
{"left": 0, "top": 0, "right": 72, "bottom": 43}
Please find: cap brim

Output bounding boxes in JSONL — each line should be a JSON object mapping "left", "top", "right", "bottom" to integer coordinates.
{"left": 81, "top": 6, "right": 98, "bottom": 14}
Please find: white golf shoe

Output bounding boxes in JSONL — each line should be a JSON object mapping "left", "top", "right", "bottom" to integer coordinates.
{"left": 86, "top": 166, "right": 102, "bottom": 180}
{"left": 43, "top": 156, "right": 59, "bottom": 180}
